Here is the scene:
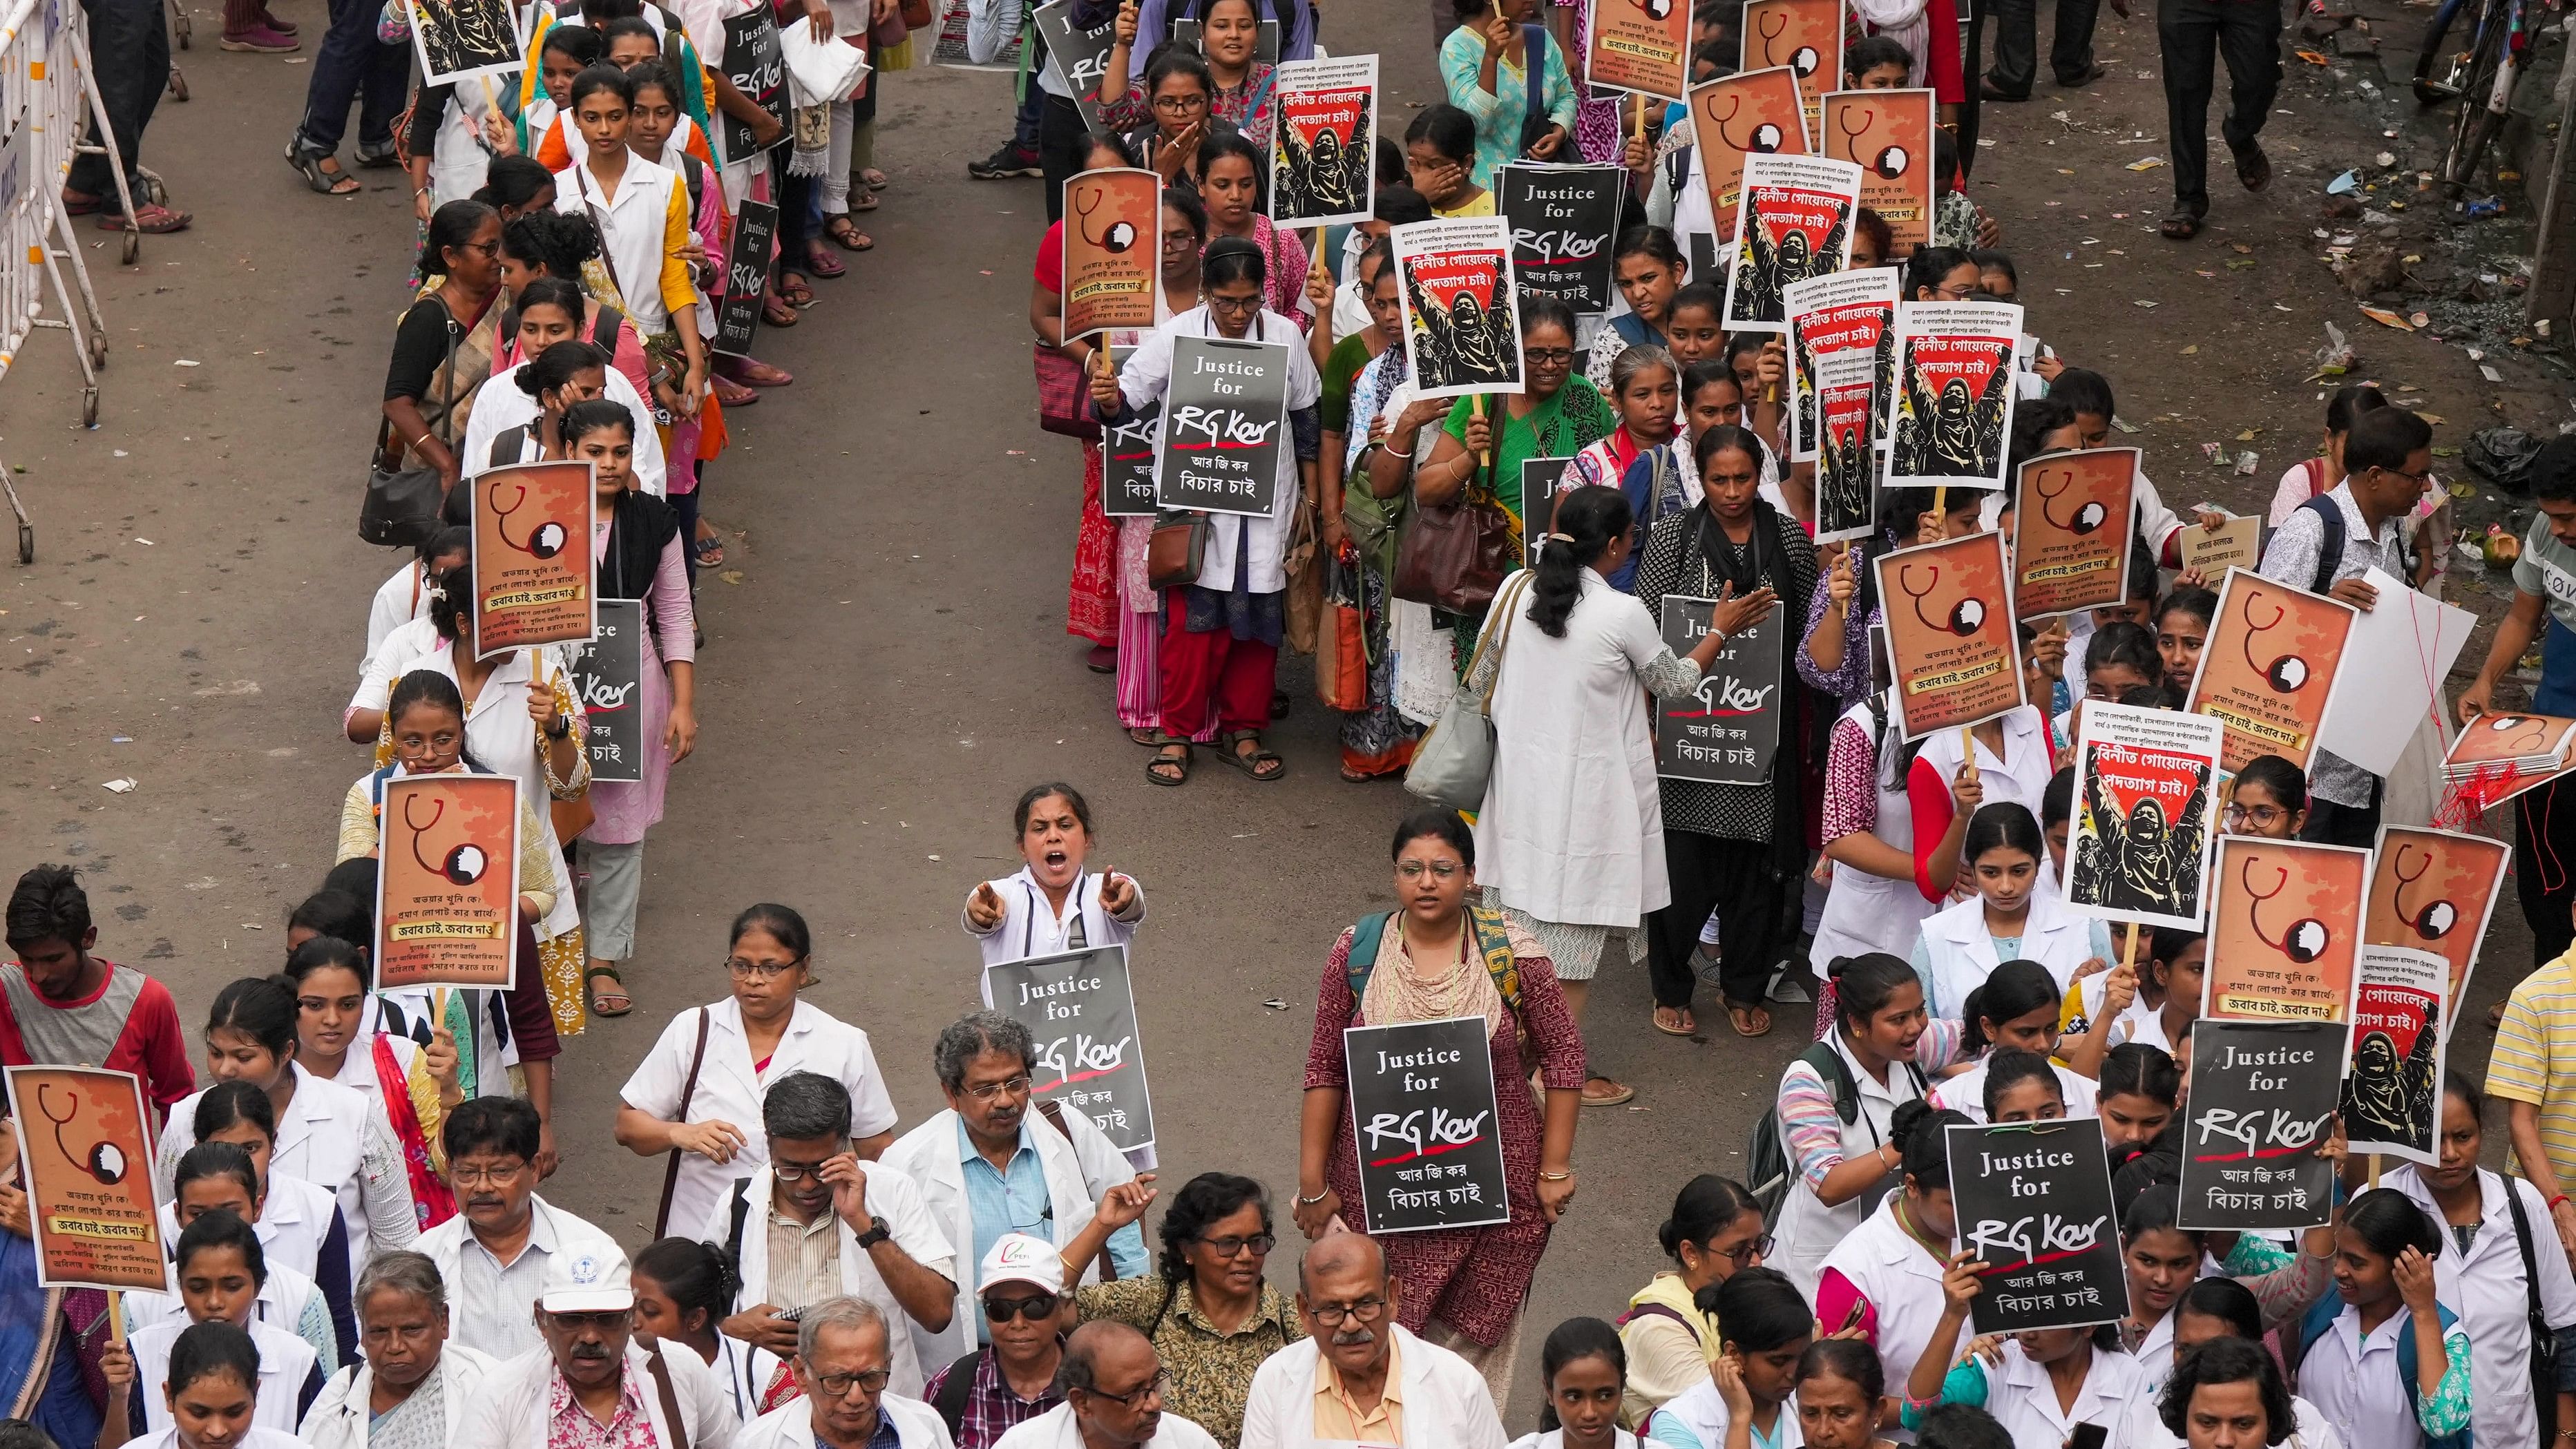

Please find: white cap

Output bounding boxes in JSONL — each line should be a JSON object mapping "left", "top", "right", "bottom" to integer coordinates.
{"left": 540, "top": 1245, "right": 635, "bottom": 1313}
{"left": 977, "top": 1231, "right": 1065, "bottom": 1295}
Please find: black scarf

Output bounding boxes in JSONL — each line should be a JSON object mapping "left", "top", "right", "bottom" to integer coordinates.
{"left": 599, "top": 488, "right": 681, "bottom": 611}
{"left": 1688, "top": 498, "right": 1791, "bottom": 610}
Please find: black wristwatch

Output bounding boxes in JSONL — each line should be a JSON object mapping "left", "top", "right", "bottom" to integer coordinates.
{"left": 855, "top": 1216, "right": 891, "bottom": 1249}
{"left": 545, "top": 713, "right": 571, "bottom": 740}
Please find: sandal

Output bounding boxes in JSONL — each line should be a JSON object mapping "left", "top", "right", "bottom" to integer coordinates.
{"left": 1085, "top": 644, "right": 1116, "bottom": 673}
{"left": 1146, "top": 738, "right": 1192, "bottom": 786}
{"left": 1127, "top": 727, "right": 1160, "bottom": 746}
{"left": 1217, "top": 729, "right": 1286, "bottom": 781}
{"left": 61, "top": 189, "right": 103, "bottom": 215}
{"left": 761, "top": 290, "right": 800, "bottom": 327}
{"left": 584, "top": 963, "right": 634, "bottom": 1017}
{"left": 352, "top": 143, "right": 402, "bottom": 169}
{"left": 710, "top": 374, "right": 758, "bottom": 407}
{"left": 848, "top": 188, "right": 879, "bottom": 212}
{"left": 1652, "top": 1004, "right": 1697, "bottom": 1037}
{"left": 859, "top": 167, "right": 889, "bottom": 189}
{"left": 721, "top": 355, "right": 794, "bottom": 387}
{"left": 2158, "top": 209, "right": 2204, "bottom": 240}
{"left": 98, "top": 202, "right": 191, "bottom": 233}
{"left": 1582, "top": 1076, "right": 1635, "bottom": 1106}
{"left": 827, "top": 215, "right": 875, "bottom": 251}
{"left": 803, "top": 244, "right": 846, "bottom": 280}
{"left": 693, "top": 534, "right": 726, "bottom": 568}
{"left": 285, "top": 144, "right": 363, "bottom": 196}
{"left": 777, "top": 273, "right": 815, "bottom": 307}
{"left": 1728, "top": 1001, "right": 1773, "bottom": 1038}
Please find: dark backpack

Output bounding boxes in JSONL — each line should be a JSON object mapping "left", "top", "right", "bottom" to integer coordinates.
{"left": 1744, "top": 1040, "right": 1925, "bottom": 1227}
{"left": 2295, "top": 492, "right": 2347, "bottom": 595}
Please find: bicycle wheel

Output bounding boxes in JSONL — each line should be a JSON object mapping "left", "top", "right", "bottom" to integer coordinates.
{"left": 2443, "top": 6, "right": 2512, "bottom": 190}
{"left": 2415, "top": 0, "right": 2470, "bottom": 103}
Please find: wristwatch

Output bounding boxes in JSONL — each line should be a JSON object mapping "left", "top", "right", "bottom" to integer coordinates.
{"left": 545, "top": 713, "right": 571, "bottom": 740}
{"left": 855, "top": 1216, "right": 892, "bottom": 1249}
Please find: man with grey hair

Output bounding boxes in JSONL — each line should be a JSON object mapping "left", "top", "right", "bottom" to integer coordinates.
{"left": 1237, "top": 1234, "right": 1506, "bottom": 1449}
{"left": 991, "top": 1322, "right": 1219, "bottom": 1449}
{"left": 883, "top": 1012, "right": 1143, "bottom": 1372}
{"left": 301, "top": 1249, "right": 499, "bottom": 1449}
{"left": 736, "top": 1296, "right": 953, "bottom": 1449}
{"left": 707, "top": 1071, "right": 957, "bottom": 1397}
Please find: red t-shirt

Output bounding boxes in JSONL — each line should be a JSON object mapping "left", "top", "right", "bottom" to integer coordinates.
{"left": 0, "top": 957, "right": 197, "bottom": 1115}
{"left": 1035, "top": 219, "right": 1066, "bottom": 296}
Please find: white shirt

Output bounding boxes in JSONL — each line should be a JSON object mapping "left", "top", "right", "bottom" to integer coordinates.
{"left": 1912, "top": 889, "right": 2106, "bottom": 1021}
{"left": 619, "top": 997, "right": 901, "bottom": 1238}
{"left": 130, "top": 1315, "right": 317, "bottom": 1436}
{"left": 996, "top": 1401, "right": 1221, "bottom": 1449}
{"left": 365, "top": 560, "right": 439, "bottom": 681}
{"left": 457, "top": 1340, "right": 740, "bottom": 1449}
{"left": 126, "top": 1429, "right": 303, "bottom": 1449}
{"left": 1111, "top": 304, "right": 1323, "bottom": 595}
{"left": 1912, "top": 704, "right": 2055, "bottom": 838}
{"left": 1944, "top": 1341, "right": 2148, "bottom": 1449}
{"left": 2388, "top": 1164, "right": 2576, "bottom": 1449}
{"left": 1237, "top": 1327, "right": 1511, "bottom": 1449}
{"left": 1817, "top": 1191, "right": 1952, "bottom": 1412}
{"left": 153, "top": 1168, "right": 343, "bottom": 1287}
{"left": 1648, "top": 1379, "right": 1796, "bottom": 1449}
{"left": 300, "top": 1343, "right": 499, "bottom": 1449}
{"left": 1514, "top": 1432, "right": 1642, "bottom": 1449}
{"left": 458, "top": 356, "right": 669, "bottom": 496}
{"left": 413, "top": 1193, "right": 623, "bottom": 1362}
{"left": 703, "top": 1161, "right": 957, "bottom": 1399}
{"left": 124, "top": 1254, "right": 328, "bottom": 1366}
{"left": 1773, "top": 1037, "right": 1928, "bottom": 1296}
{"left": 553, "top": 153, "right": 691, "bottom": 334}
{"left": 1927, "top": 1055, "right": 2101, "bottom": 1124}
{"left": 962, "top": 867, "right": 1145, "bottom": 972}
{"left": 2297, "top": 1302, "right": 2460, "bottom": 1449}
{"left": 737, "top": 1392, "right": 953, "bottom": 1449}
{"left": 156, "top": 1062, "right": 416, "bottom": 1277}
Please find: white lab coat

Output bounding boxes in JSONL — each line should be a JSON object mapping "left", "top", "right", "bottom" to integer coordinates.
{"left": 152, "top": 1167, "right": 342, "bottom": 1286}
{"left": 1000, "top": 1401, "right": 1220, "bottom": 1449}
{"left": 2121, "top": 1388, "right": 2343, "bottom": 1449}
{"left": 1811, "top": 698, "right": 1940, "bottom": 975}
{"left": 619, "top": 997, "right": 901, "bottom": 1239}
{"left": 1912, "top": 888, "right": 2102, "bottom": 1022}
{"left": 1111, "top": 305, "right": 1322, "bottom": 595}
{"left": 1816, "top": 1190, "right": 1952, "bottom": 1417}
{"left": 457, "top": 1341, "right": 740, "bottom": 1449}
{"left": 459, "top": 356, "right": 670, "bottom": 496}
{"left": 553, "top": 153, "right": 693, "bottom": 334}
{"left": 1772, "top": 1037, "right": 1928, "bottom": 1296}
{"left": 702, "top": 1161, "right": 958, "bottom": 1399}
{"left": 737, "top": 1392, "right": 954, "bottom": 1449}
{"left": 2296, "top": 1301, "right": 2462, "bottom": 1449}
{"left": 1910, "top": 704, "right": 2054, "bottom": 848}
{"left": 1938, "top": 1341, "right": 2149, "bottom": 1448}
{"left": 130, "top": 1316, "right": 317, "bottom": 1436}
{"left": 1473, "top": 568, "right": 1680, "bottom": 928}
{"left": 300, "top": 1343, "right": 499, "bottom": 1449}
{"left": 1648, "top": 1379, "right": 1795, "bottom": 1449}
{"left": 127, "top": 1430, "right": 303, "bottom": 1449}
{"left": 1237, "top": 1327, "right": 1511, "bottom": 1449}
{"left": 157, "top": 1062, "right": 415, "bottom": 1277}
{"left": 698, "top": 1334, "right": 788, "bottom": 1428}
{"left": 1927, "top": 1055, "right": 2101, "bottom": 1124}
{"left": 879, "top": 1108, "right": 1133, "bottom": 1369}
{"left": 964, "top": 867, "right": 1146, "bottom": 973}
{"left": 123, "top": 1254, "right": 328, "bottom": 1365}
{"left": 2389, "top": 1163, "right": 2576, "bottom": 1449}
{"left": 365, "top": 560, "right": 439, "bottom": 681}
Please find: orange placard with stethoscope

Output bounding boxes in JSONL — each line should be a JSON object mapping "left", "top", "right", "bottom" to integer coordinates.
{"left": 1871, "top": 528, "right": 2025, "bottom": 740}
{"left": 1584, "top": 0, "right": 1692, "bottom": 104}
{"left": 2363, "top": 825, "right": 2509, "bottom": 1032}
{"left": 5, "top": 1064, "right": 166, "bottom": 1291}
{"left": 1061, "top": 169, "right": 1163, "bottom": 343}
{"left": 471, "top": 459, "right": 596, "bottom": 659}
{"left": 1686, "top": 67, "right": 1809, "bottom": 243}
{"left": 2181, "top": 567, "right": 2358, "bottom": 776}
{"left": 1820, "top": 88, "right": 1935, "bottom": 247}
{"left": 2202, "top": 836, "right": 2369, "bottom": 1030}
{"left": 1741, "top": 0, "right": 1842, "bottom": 146}
{"left": 376, "top": 773, "right": 522, "bottom": 991}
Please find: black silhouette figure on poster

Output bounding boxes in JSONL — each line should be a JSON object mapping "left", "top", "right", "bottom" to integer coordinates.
{"left": 2070, "top": 767, "right": 2208, "bottom": 919}
{"left": 2342, "top": 1004, "right": 2440, "bottom": 1155}
{"left": 1817, "top": 425, "right": 1868, "bottom": 532}
{"left": 410, "top": 0, "right": 517, "bottom": 81}
{"left": 1737, "top": 210, "right": 1847, "bottom": 323}
{"left": 1274, "top": 94, "right": 1371, "bottom": 221}
{"left": 1407, "top": 265, "right": 1518, "bottom": 391}
{"left": 1891, "top": 338, "right": 2011, "bottom": 481}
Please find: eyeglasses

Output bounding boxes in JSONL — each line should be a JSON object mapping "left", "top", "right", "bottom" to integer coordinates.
{"left": 982, "top": 1291, "right": 1062, "bottom": 1321}
{"left": 770, "top": 1155, "right": 846, "bottom": 1183}
{"left": 1716, "top": 1234, "right": 1775, "bottom": 1265}
{"left": 1152, "top": 93, "right": 1208, "bottom": 113}
{"left": 1087, "top": 1369, "right": 1170, "bottom": 1408}
{"left": 1395, "top": 861, "right": 1461, "bottom": 881}
{"left": 1206, "top": 294, "right": 1261, "bottom": 314}
{"left": 450, "top": 1161, "right": 528, "bottom": 1186}
{"left": 1523, "top": 347, "right": 1576, "bottom": 365}
{"left": 2223, "top": 804, "right": 2288, "bottom": 829}
{"left": 2374, "top": 465, "right": 2432, "bottom": 486}
{"left": 726, "top": 956, "right": 805, "bottom": 979}
{"left": 1196, "top": 1232, "right": 1276, "bottom": 1258}
{"left": 1929, "top": 282, "right": 1976, "bottom": 300}
{"left": 809, "top": 1366, "right": 892, "bottom": 1397}
{"left": 455, "top": 239, "right": 502, "bottom": 258}
{"left": 1306, "top": 1295, "right": 1388, "bottom": 1327}
{"left": 965, "top": 1074, "right": 1033, "bottom": 1102}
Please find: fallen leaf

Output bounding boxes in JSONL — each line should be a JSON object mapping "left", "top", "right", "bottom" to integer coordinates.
{"left": 2358, "top": 305, "right": 2413, "bottom": 329}
{"left": 2126, "top": 157, "right": 2166, "bottom": 171}
{"left": 718, "top": 569, "right": 745, "bottom": 584}
{"left": 2236, "top": 429, "right": 2260, "bottom": 441}
{"left": 2181, "top": 345, "right": 2200, "bottom": 354}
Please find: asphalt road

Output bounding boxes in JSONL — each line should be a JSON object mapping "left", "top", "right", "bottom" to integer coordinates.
{"left": 0, "top": 0, "right": 2544, "bottom": 1414}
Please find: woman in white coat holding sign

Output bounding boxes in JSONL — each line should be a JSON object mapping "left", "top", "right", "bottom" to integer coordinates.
{"left": 962, "top": 785, "right": 1145, "bottom": 971}
{"left": 615, "top": 903, "right": 901, "bottom": 1239}
{"left": 1907, "top": 803, "right": 2110, "bottom": 1020}
{"left": 1090, "top": 236, "right": 1322, "bottom": 789}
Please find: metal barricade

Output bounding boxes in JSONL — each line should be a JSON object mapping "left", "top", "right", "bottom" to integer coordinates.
{"left": 0, "top": 0, "right": 138, "bottom": 562}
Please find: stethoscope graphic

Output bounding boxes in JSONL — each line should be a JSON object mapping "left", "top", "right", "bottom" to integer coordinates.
{"left": 1625, "top": 0, "right": 1674, "bottom": 20}
{"left": 2242, "top": 856, "right": 2331, "bottom": 964}
{"left": 1898, "top": 562, "right": 1985, "bottom": 636}
{"left": 2033, "top": 468, "right": 2107, "bottom": 535}
{"left": 2482, "top": 713, "right": 2553, "bottom": 754}
{"left": 486, "top": 477, "right": 569, "bottom": 559}
{"left": 1755, "top": 10, "right": 1820, "bottom": 74}
{"left": 37, "top": 1082, "right": 130, "bottom": 1185}
{"left": 2388, "top": 843, "right": 2460, "bottom": 941}
{"left": 404, "top": 793, "right": 493, "bottom": 887}
{"left": 1832, "top": 104, "right": 1911, "bottom": 181}
{"left": 1074, "top": 186, "right": 1138, "bottom": 254}
{"left": 1704, "top": 93, "right": 1787, "bottom": 155}
{"left": 2238, "top": 588, "right": 2311, "bottom": 693}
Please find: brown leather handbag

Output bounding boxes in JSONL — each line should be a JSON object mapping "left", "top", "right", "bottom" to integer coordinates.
{"left": 1147, "top": 510, "right": 1211, "bottom": 589}
{"left": 1393, "top": 488, "right": 1515, "bottom": 613}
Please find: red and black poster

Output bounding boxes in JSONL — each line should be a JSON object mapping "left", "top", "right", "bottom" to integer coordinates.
{"left": 1268, "top": 55, "right": 1376, "bottom": 228}
{"left": 1810, "top": 351, "right": 1878, "bottom": 544}
{"left": 2364, "top": 825, "right": 2509, "bottom": 1038}
{"left": 1721, "top": 153, "right": 1861, "bottom": 332}
{"left": 2063, "top": 703, "right": 2222, "bottom": 930}
{"left": 2343, "top": 946, "right": 2447, "bottom": 1165}
{"left": 1391, "top": 217, "right": 1524, "bottom": 400}
{"left": 2182, "top": 568, "right": 2358, "bottom": 775}
{"left": 1344, "top": 1015, "right": 1511, "bottom": 1234}
{"left": 1821, "top": 88, "right": 1935, "bottom": 247}
{"left": 1886, "top": 300, "right": 2023, "bottom": 490}
{"left": 1785, "top": 265, "right": 1898, "bottom": 466}
{"left": 1686, "top": 67, "right": 1809, "bottom": 243}
{"left": 1874, "top": 529, "right": 2025, "bottom": 739}
{"left": 2203, "top": 836, "right": 2369, "bottom": 1026}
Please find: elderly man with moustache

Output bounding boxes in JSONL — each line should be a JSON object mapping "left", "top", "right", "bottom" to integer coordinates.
{"left": 738, "top": 1297, "right": 955, "bottom": 1449}
{"left": 1235, "top": 1234, "right": 1508, "bottom": 1449}
{"left": 993, "top": 1323, "right": 1221, "bottom": 1449}
{"left": 457, "top": 1246, "right": 738, "bottom": 1449}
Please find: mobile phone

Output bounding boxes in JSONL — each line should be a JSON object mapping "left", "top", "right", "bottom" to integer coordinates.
{"left": 2068, "top": 1423, "right": 2109, "bottom": 1449}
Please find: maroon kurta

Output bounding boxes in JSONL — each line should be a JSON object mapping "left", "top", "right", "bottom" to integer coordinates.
{"left": 1303, "top": 923, "right": 1587, "bottom": 1346}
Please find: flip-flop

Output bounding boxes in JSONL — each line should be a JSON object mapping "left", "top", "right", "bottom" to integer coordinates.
{"left": 803, "top": 245, "right": 846, "bottom": 279}
{"left": 2159, "top": 209, "right": 2204, "bottom": 240}
{"left": 1652, "top": 1006, "right": 1697, "bottom": 1037}
{"left": 1728, "top": 1002, "right": 1773, "bottom": 1038}
{"left": 710, "top": 375, "right": 758, "bottom": 407}
{"left": 859, "top": 167, "right": 889, "bottom": 189}
{"left": 778, "top": 274, "right": 816, "bottom": 307}
{"left": 1582, "top": 1077, "right": 1635, "bottom": 1106}
{"left": 761, "top": 292, "right": 800, "bottom": 327}
{"left": 848, "top": 189, "right": 879, "bottom": 212}
{"left": 693, "top": 534, "right": 726, "bottom": 568}
{"left": 1085, "top": 644, "right": 1116, "bottom": 673}
{"left": 584, "top": 963, "right": 634, "bottom": 1017}
{"left": 98, "top": 203, "right": 190, "bottom": 233}
{"left": 723, "top": 356, "right": 795, "bottom": 386}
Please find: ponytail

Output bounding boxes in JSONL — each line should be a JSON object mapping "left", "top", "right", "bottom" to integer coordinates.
{"left": 1528, "top": 486, "right": 1632, "bottom": 638}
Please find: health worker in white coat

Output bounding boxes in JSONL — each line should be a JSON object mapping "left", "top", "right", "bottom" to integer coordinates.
{"left": 880, "top": 1012, "right": 1144, "bottom": 1372}
{"left": 734, "top": 1296, "right": 955, "bottom": 1449}
{"left": 962, "top": 784, "right": 1145, "bottom": 976}
{"left": 1510, "top": 1315, "right": 1639, "bottom": 1449}
{"left": 616, "top": 902, "right": 900, "bottom": 1240}
{"left": 995, "top": 1322, "right": 1222, "bottom": 1449}
{"left": 300, "top": 1249, "right": 499, "bottom": 1449}
{"left": 1813, "top": 1102, "right": 1973, "bottom": 1414}
{"left": 2117, "top": 1277, "right": 2347, "bottom": 1449}
{"left": 122, "top": 1320, "right": 310, "bottom": 1449}
{"left": 1640, "top": 1269, "right": 1810, "bottom": 1449}
{"left": 1908, "top": 803, "right": 2110, "bottom": 1021}
{"left": 1236, "top": 1232, "right": 1509, "bottom": 1449}
{"left": 1809, "top": 692, "right": 1948, "bottom": 983}
{"left": 1901, "top": 1251, "right": 2150, "bottom": 1447}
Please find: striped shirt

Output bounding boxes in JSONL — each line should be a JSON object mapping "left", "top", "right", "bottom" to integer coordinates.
{"left": 1779, "top": 1021, "right": 1965, "bottom": 1190}
{"left": 2488, "top": 945, "right": 2576, "bottom": 1189}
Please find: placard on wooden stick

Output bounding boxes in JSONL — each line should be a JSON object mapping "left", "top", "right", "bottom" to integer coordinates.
{"left": 5, "top": 1064, "right": 166, "bottom": 1291}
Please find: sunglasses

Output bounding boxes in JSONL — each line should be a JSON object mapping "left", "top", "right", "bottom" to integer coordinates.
{"left": 982, "top": 1291, "right": 1062, "bottom": 1322}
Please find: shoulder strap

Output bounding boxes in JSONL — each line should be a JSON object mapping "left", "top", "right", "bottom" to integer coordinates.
{"left": 1520, "top": 23, "right": 1547, "bottom": 122}
{"left": 1345, "top": 912, "right": 1393, "bottom": 999}
{"left": 931, "top": 1350, "right": 982, "bottom": 1435}
{"left": 724, "top": 1175, "right": 755, "bottom": 1265}
{"left": 2296, "top": 492, "right": 2347, "bottom": 595}
{"left": 645, "top": 1347, "right": 692, "bottom": 1449}
{"left": 490, "top": 423, "right": 531, "bottom": 468}
{"left": 1616, "top": 1301, "right": 1701, "bottom": 1343}
{"left": 593, "top": 304, "right": 626, "bottom": 349}
{"left": 2505, "top": 1175, "right": 2552, "bottom": 1342}
{"left": 1796, "top": 1040, "right": 1862, "bottom": 1126}
{"left": 651, "top": 1008, "right": 714, "bottom": 1236}
{"left": 1466, "top": 905, "right": 1523, "bottom": 1016}
{"left": 1471, "top": 569, "right": 1538, "bottom": 712}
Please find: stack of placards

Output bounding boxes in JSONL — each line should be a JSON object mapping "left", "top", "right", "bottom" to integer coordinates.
{"left": 2443, "top": 711, "right": 2576, "bottom": 810}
